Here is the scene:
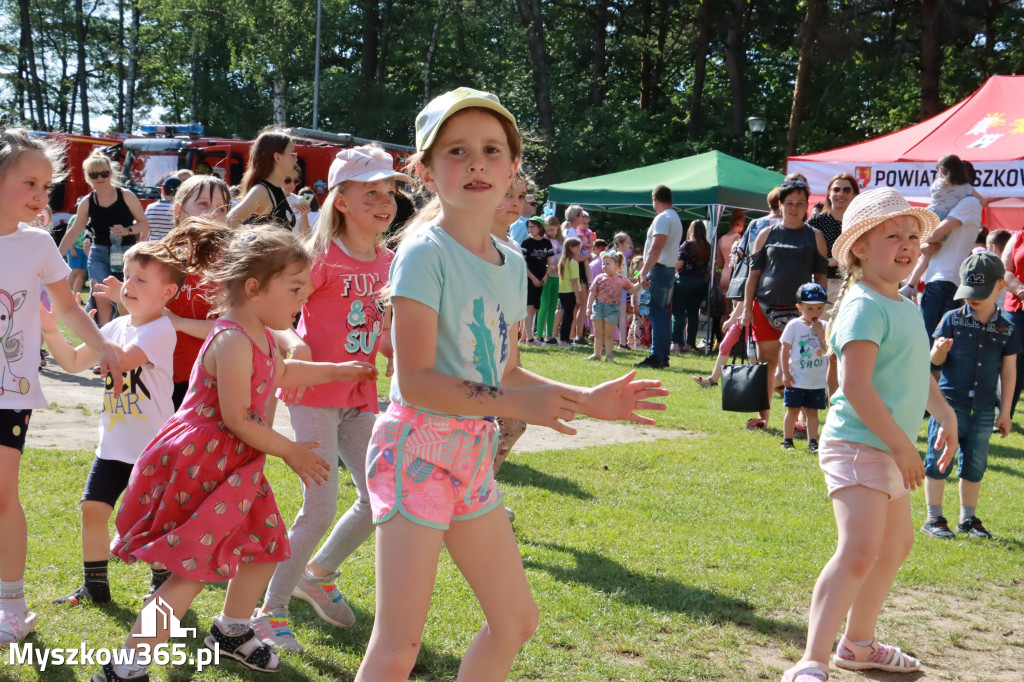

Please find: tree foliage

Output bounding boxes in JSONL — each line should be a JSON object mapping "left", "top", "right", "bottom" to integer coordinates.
{"left": 2, "top": 0, "right": 1023, "bottom": 185}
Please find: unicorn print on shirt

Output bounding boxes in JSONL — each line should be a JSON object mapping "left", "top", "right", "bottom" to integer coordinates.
{"left": 0, "top": 288, "right": 30, "bottom": 396}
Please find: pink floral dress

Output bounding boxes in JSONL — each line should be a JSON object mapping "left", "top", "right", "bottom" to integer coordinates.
{"left": 114, "top": 320, "right": 289, "bottom": 582}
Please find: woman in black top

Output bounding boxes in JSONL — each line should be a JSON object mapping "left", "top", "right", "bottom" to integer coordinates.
{"left": 672, "top": 220, "right": 715, "bottom": 352}
{"left": 58, "top": 151, "right": 149, "bottom": 325}
{"left": 807, "top": 173, "right": 859, "bottom": 301}
{"left": 741, "top": 181, "right": 828, "bottom": 430}
{"left": 227, "top": 129, "right": 308, "bottom": 231}
{"left": 520, "top": 217, "right": 555, "bottom": 343}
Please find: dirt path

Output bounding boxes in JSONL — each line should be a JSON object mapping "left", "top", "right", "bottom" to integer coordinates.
{"left": 28, "top": 364, "right": 690, "bottom": 453}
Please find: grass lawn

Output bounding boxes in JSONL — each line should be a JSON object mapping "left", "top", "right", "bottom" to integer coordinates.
{"left": 4, "top": 343, "right": 1023, "bottom": 680}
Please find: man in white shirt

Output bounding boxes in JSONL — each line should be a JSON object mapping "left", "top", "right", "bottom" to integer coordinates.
{"left": 637, "top": 185, "right": 684, "bottom": 368}
{"left": 920, "top": 195, "right": 983, "bottom": 337}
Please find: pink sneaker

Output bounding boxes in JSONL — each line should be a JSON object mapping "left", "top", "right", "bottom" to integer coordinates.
{"left": 0, "top": 610, "right": 36, "bottom": 647}
{"left": 292, "top": 571, "right": 355, "bottom": 627}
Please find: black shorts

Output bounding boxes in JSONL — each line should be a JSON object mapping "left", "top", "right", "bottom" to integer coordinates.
{"left": 172, "top": 381, "right": 189, "bottom": 411}
{"left": 783, "top": 387, "right": 829, "bottom": 410}
{"left": 526, "top": 281, "right": 544, "bottom": 309}
{"left": 82, "top": 457, "right": 134, "bottom": 507}
{"left": 0, "top": 409, "right": 32, "bottom": 452}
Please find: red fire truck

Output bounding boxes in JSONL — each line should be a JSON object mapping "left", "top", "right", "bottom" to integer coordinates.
{"left": 112, "top": 124, "right": 414, "bottom": 205}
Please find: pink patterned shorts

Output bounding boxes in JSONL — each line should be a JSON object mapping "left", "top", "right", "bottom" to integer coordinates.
{"left": 366, "top": 402, "right": 502, "bottom": 529}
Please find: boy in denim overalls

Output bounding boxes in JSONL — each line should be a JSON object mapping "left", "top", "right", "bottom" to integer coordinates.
{"left": 922, "top": 251, "right": 1019, "bottom": 540}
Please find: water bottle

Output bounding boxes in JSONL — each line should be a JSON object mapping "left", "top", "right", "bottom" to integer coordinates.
{"left": 638, "top": 288, "right": 651, "bottom": 316}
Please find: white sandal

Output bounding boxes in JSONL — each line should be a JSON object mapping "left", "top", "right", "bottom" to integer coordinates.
{"left": 833, "top": 637, "right": 920, "bottom": 673}
{"left": 781, "top": 661, "right": 829, "bottom": 681}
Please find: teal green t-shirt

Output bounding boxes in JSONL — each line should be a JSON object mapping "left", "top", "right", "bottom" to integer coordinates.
{"left": 388, "top": 224, "right": 527, "bottom": 418}
{"left": 822, "top": 283, "right": 930, "bottom": 452}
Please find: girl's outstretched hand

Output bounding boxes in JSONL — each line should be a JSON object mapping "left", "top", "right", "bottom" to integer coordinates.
{"left": 581, "top": 370, "right": 669, "bottom": 424}
{"left": 283, "top": 441, "right": 330, "bottom": 488}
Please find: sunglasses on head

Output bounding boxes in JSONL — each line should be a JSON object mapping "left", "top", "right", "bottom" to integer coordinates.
{"left": 782, "top": 180, "right": 807, "bottom": 189}
{"left": 88, "top": 170, "right": 111, "bottom": 180}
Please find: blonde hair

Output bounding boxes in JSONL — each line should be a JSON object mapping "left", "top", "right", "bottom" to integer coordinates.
{"left": 83, "top": 149, "right": 120, "bottom": 187}
{"left": 560, "top": 237, "right": 581, "bottom": 278}
{"left": 166, "top": 220, "right": 310, "bottom": 316}
{"left": 392, "top": 106, "right": 522, "bottom": 250}
{"left": 545, "top": 216, "right": 563, "bottom": 244}
{"left": 825, "top": 257, "right": 862, "bottom": 356}
{"left": 305, "top": 181, "right": 348, "bottom": 260}
{"left": 0, "top": 126, "right": 67, "bottom": 184}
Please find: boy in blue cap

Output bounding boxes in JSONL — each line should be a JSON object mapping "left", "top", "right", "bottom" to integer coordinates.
{"left": 922, "top": 251, "right": 1019, "bottom": 539}
{"left": 780, "top": 283, "right": 830, "bottom": 453}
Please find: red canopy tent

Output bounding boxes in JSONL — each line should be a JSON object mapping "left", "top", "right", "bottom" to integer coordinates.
{"left": 788, "top": 75, "right": 1024, "bottom": 231}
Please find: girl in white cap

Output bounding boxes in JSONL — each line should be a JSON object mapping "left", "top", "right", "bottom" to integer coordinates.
{"left": 356, "top": 88, "right": 668, "bottom": 681}
{"left": 783, "top": 187, "right": 958, "bottom": 682}
{"left": 252, "top": 146, "right": 402, "bottom": 652}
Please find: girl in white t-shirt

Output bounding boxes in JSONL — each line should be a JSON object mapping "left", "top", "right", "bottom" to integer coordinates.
{"left": 42, "top": 241, "right": 184, "bottom": 608}
{"left": 0, "top": 126, "right": 122, "bottom": 647}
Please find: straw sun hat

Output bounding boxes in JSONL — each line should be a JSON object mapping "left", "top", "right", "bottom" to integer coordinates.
{"left": 832, "top": 187, "right": 939, "bottom": 269}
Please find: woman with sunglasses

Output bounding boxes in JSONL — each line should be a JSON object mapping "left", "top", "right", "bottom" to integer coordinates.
{"left": 227, "top": 127, "right": 298, "bottom": 231}
{"left": 807, "top": 174, "right": 859, "bottom": 304}
{"left": 58, "top": 150, "right": 149, "bottom": 326}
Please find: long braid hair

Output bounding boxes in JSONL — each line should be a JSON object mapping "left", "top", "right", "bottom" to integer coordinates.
{"left": 825, "top": 257, "right": 862, "bottom": 356}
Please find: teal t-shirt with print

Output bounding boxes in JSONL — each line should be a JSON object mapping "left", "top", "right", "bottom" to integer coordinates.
{"left": 388, "top": 224, "right": 527, "bottom": 418}
{"left": 822, "top": 282, "right": 930, "bottom": 452}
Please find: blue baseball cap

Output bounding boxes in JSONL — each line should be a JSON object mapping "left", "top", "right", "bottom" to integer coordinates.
{"left": 796, "top": 282, "right": 828, "bottom": 304}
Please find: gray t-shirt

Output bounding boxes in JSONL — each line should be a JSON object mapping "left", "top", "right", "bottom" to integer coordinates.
{"left": 644, "top": 208, "right": 684, "bottom": 268}
{"left": 750, "top": 223, "right": 828, "bottom": 307}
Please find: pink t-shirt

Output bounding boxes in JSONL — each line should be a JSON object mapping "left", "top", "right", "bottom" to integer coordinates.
{"left": 288, "top": 241, "right": 393, "bottom": 411}
{"left": 591, "top": 273, "right": 633, "bottom": 305}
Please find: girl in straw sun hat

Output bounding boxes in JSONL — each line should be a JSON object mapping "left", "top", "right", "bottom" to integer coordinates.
{"left": 783, "top": 188, "right": 959, "bottom": 682}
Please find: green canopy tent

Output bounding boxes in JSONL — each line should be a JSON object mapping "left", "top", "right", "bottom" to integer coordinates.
{"left": 548, "top": 151, "right": 784, "bottom": 353}
{"left": 547, "top": 150, "right": 784, "bottom": 222}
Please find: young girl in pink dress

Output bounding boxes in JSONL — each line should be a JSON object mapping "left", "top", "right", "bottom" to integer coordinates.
{"left": 91, "top": 222, "right": 377, "bottom": 682}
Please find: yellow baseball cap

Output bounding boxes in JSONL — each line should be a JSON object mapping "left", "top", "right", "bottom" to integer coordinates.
{"left": 414, "top": 87, "right": 517, "bottom": 152}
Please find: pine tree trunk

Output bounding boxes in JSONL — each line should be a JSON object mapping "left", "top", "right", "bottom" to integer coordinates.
{"left": 590, "top": 0, "right": 608, "bottom": 108}
{"left": 723, "top": 0, "right": 746, "bottom": 137}
{"left": 786, "top": 0, "right": 825, "bottom": 158}
{"left": 639, "top": 0, "right": 653, "bottom": 110}
{"left": 273, "top": 78, "right": 287, "bottom": 125}
{"left": 75, "top": 0, "right": 90, "bottom": 134}
{"left": 18, "top": 0, "right": 46, "bottom": 129}
{"left": 361, "top": 0, "right": 379, "bottom": 86}
{"left": 920, "top": 0, "right": 942, "bottom": 119}
{"left": 125, "top": 1, "right": 140, "bottom": 133}
{"left": 423, "top": 0, "right": 447, "bottom": 103}
{"left": 688, "top": 0, "right": 716, "bottom": 138}
{"left": 515, "top": 0, "right": 557, "bottom": 182}
{"left": 117, "top": 0, "right": 124, "bottom": 132}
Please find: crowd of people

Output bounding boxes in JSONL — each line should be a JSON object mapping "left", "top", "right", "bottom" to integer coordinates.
{"left": 0, "top": 90, "right": 1017, "bottom": 682}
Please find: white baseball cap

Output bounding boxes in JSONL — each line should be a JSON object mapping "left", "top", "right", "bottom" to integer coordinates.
{"left": 414, "top": 87, "right": 517, "bottom": 152}
{"left": 327, "top": 145, "right": 411, "bottom": 191}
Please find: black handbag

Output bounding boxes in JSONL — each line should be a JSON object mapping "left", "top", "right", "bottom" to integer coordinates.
{"left": 725, "top": 256, "right": 749, "bottom": 300}
{"left": 721, "top": 343, "right": 770, "bottom": 413}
